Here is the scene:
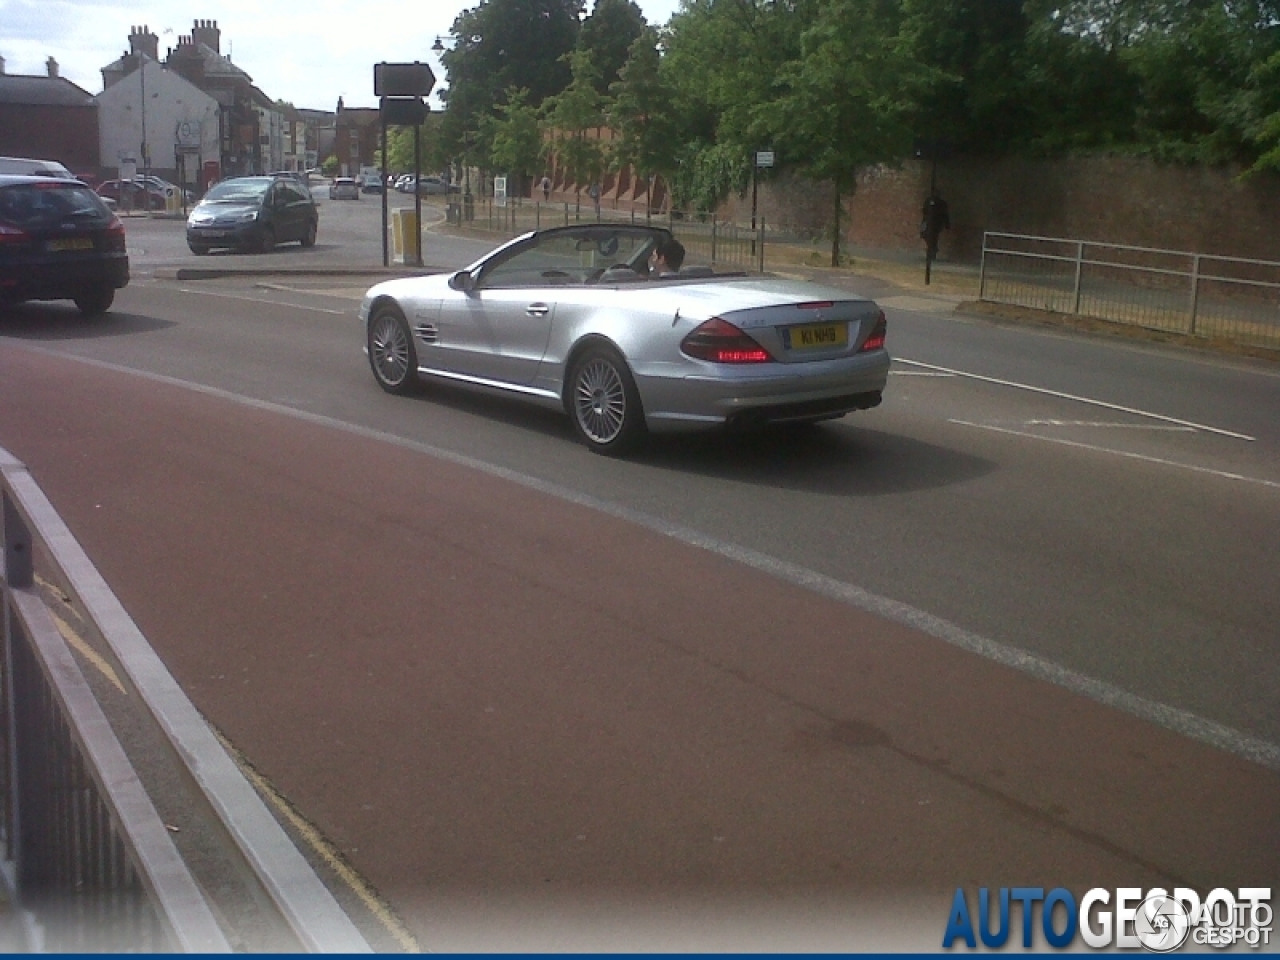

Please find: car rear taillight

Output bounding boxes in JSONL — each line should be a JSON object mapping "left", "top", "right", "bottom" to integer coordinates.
{"left": 0, "top": 222, "right": 30, "bottom": 245}
{"left": 680, "top": 317, "right": 773, "bottom": 363}
{"left": 858, "top": 311, "right": 887, "bottom": 352}
{"left": 105, "top": 216, "right": 127, "bottom": 252}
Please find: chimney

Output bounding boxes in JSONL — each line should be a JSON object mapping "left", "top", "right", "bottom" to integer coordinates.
{"left": 129, "top": 25, "right": 159, "bottom": 61}
{"left": 0, "top": 55, "right": 6, "bottom": 75}
{"left": 192, "top": 19, "right": 221, "bottom": 54}
{"left": 46, "top": 56, "right": 59, "bottom": 78}
{"left": 168, "top": 35, "right": 205, "bottom": 85}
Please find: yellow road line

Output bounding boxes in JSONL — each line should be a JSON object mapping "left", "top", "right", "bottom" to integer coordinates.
{"left": 211, "top": 729, "right": 421, "bottom": 953}
{"left": 35, "top": 573, "right": 128, "bottom": 695}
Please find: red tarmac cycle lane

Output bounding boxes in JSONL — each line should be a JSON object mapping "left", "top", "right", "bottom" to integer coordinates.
{"left": 0, "top": 342, "right": 1275, "bottom": 945}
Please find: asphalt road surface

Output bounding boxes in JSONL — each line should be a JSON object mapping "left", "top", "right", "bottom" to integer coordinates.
{"left": 0, "top": 198, "right": 1275, "bottom": 950}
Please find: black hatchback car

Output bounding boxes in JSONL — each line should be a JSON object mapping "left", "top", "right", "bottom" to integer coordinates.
{"left": 186, "top": 175, "right": 319, "bottom": 254}
{"left": 0, "top": 175, "right": 129, "bottom": 314}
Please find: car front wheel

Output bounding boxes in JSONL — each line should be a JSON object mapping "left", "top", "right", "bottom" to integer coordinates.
{"left": 367, "top": 305, "right": 420, "bottom": 395}
{"left": 568, "top": 345, "right": 645, "bottom": 455}
{"left": 301, "top": 220, "right": 317, "bottom": 248}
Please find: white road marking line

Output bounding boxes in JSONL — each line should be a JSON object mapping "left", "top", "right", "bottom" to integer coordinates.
{"left": 15, "top": 344, "right": 1280, "bottom": 771}
{"left": 950, "top": 418, "right": 1280, "bottom": 489}
{"left": 175, "top": 287, "right": 347, "bottom": 315}
{"left": 1022, "top": 419, "right": 1197, "bottom": 431}
{"left": 896, "top": 357, "right": 1255, "bottom": 441}
{"left": 889, "top": 370, "right": 956, "bottom": 377}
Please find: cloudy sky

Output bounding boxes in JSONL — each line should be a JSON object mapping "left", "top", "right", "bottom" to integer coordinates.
{"left": 0, "top": 0, "right": 682, "bottom": 111}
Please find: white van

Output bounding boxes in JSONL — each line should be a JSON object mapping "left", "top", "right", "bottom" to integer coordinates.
{"left": 0, "top": 156, "right": 75, "bottom": 178}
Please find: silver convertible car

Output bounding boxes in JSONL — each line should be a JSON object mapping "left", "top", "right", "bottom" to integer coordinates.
{"left": 359, "top": 224, "right": 889, "bottom": 455}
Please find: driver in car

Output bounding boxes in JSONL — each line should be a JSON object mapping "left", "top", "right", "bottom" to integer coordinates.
{"left": 649, "top": 237, "right": 686, "bottom": 278}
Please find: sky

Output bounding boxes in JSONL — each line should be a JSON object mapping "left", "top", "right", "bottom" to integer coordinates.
{"left": 0, "top": 0, "right": 683, "bottom": 111}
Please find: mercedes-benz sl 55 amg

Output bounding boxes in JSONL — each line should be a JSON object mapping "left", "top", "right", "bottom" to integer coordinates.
{"left": 359, "top": 224, "right": 889, "bottom": 455}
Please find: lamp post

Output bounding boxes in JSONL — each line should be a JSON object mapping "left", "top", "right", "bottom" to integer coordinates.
{"left": 431, "top": 35, "right": 474, "bottom": 220}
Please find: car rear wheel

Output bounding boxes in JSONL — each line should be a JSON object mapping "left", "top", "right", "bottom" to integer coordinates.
{"left": 73, "top": 285, "right": 114, "bottom": 316}
{"left": 367, "top": 305, "right": 420, "bottom": 395}
{"left": 568, "top": 345, "right": 645, "bottom": 456}
{"left": 301, "top": 220, "right": 317, "bottom": 248}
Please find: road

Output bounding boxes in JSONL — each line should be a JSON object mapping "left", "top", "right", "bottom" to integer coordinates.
{"left": 0, "top": 194, "right": 1276, "bottom": 949}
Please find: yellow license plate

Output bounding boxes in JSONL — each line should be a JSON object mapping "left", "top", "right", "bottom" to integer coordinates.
{"left": 48, "top": 237, "right": 94, "bottom": 252}
{"left": 784, "top": 322, "right": 846, "bottom": 350}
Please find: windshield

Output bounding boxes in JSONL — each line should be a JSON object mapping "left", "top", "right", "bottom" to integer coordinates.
{"left": 476, "top": 226, "right": 667, "bottom": 288}
{"left": 204, "top": 180, "right": 269, "bottom": 203}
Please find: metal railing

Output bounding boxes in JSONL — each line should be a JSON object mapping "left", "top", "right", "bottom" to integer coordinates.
{"left": 2, "top": 459, "right": 229, "bottom": 952}
{"left": 979, "top": 233, "right": 1280, "bottom": 348}
{"left": 1, "top": 446, "right": 371, "bottom": 952}
{"left": 446, "top": 198, "right": 769, "bottom": 273}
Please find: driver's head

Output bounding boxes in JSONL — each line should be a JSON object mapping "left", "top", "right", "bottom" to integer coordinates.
{"left": 652, "top": 236, "right": 685, "bottom": 273}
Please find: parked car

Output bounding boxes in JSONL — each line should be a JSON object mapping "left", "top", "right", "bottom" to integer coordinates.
{"left": 360, "top": 174, "right": 384, "bottom": 194}
{"left": 0, "top": 174, "right": 129, "bottom": 314}
{"left": 395, "top": 175, "right": 415, "bottom": 193}
{"left": 359, "top": 224, "right": 889, "bottom": 455}
{"left": 329, "top": 177, "right": 360, "bottom": 200}
{"left": 0, "top": 156, "right": 75, "bottom": 179}
{"left": 96, "top": 179, "right": 167, "bottom": 211}
{"left": 185, "top": 175, "right": 319, "bottom": 254}
{"left": 136, "top": 175, "right": 195, "bottom": 204}
{"left": 416, "top": 176, "right": 456, "bottom": 196}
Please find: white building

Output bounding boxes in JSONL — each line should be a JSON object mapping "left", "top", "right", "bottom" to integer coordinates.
{"left": 97, "top": 55, "right": 219, "bottom": 192}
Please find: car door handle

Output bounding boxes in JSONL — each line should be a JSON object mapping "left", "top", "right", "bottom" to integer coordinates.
{"left": 526, "top": 303, "right": 551, "bottom": 317}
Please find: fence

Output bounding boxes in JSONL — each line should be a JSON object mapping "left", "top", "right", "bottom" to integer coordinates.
{"left": 448, "top": 198, "right": 768, "bottom": 273}
{"left": 1, "top": 446, "right": 370, "bottom": 952}
{"left": 979, "top": 233, "right": 1280, "bottom": 348}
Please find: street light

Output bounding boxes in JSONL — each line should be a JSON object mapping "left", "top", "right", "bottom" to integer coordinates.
{"left": 428, "top": 35, "right": 473, "bottom": 219}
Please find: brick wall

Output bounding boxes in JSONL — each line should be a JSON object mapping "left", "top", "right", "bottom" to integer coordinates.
{"left": 743, "top": 156, "right": 1280, "bottom": 263}
{"left": 0, "top": 104, "right": 100, "bottom": 175}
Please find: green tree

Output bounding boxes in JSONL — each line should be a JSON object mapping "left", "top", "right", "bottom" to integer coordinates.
{"left": 658, "top": 0, "right": 815, "bottom": 210}
{"left": 384, "top": 114, "right": 448, "bottom": 175}
{"left": 756, "top": 0, "right": 934, "bottom": 265}
{"left": 440, "top": 0, "right": 581, "bottom": 135}
{"left": 579, "top": 0, "right": 648, "bottom": 94}
{"left": 541, "top": 49, "right": 607, "bottom": 209}
{"left": 607, "top": 28, "right": 678, "bottom": 210}
{"left": 482, "top": 88, "right": 547, "bottom": 187}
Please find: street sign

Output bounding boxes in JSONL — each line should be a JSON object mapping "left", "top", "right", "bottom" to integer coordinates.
{"left": 381, "top": 97, "right": 426, "bottom": 126}
{"left": 494, "top": 176, "right": 507, "bottom": 208}
{"left": 756, "top": 150, "right": 775, "bottom": 168}
{"left": 374, "top": 62, "right": 435, "bottom": 98}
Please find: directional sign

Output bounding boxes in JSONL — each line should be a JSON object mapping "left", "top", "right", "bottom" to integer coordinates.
{"left": 374, "top": 62, "right": 435, "bottom": 98}
{"left": 756, "top": 150, "right": 775, "bottom": 168}
{"left": 381, "top": 97, "right": 426, "bottom": 126}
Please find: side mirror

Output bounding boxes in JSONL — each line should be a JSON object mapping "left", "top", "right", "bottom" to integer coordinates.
{"left": 448, "top": 270, "right": 475, "bottom": 292}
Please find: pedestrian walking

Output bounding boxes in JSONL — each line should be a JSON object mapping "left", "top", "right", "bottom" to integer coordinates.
{"left": 540, "top": 175, "right": 551, "bottom": 202}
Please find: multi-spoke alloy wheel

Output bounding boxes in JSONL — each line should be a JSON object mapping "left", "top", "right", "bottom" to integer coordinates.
{"left": 368, "top": 306, "right": 419, "bottom": 395}
{"left": 569, "top": 346, "right": 644, "bottom": 455}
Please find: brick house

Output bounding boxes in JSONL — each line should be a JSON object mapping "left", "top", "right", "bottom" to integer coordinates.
{"left": 0, "top": 56, "right": 99, "bottom": 176}
{"left": 334, "top": 99, "right": 380, "bottom": 177}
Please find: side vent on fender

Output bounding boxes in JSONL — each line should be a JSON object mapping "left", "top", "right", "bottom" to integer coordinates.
{"left": 414, "top": 323, "right": 439, "bottom": 344}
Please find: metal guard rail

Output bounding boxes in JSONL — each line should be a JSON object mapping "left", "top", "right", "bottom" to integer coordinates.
{"left": 978, "top": 232, "right": 1280, "bottom": 347}
{"left": 1, "top": 446, "right": 370, "bottom": 952}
